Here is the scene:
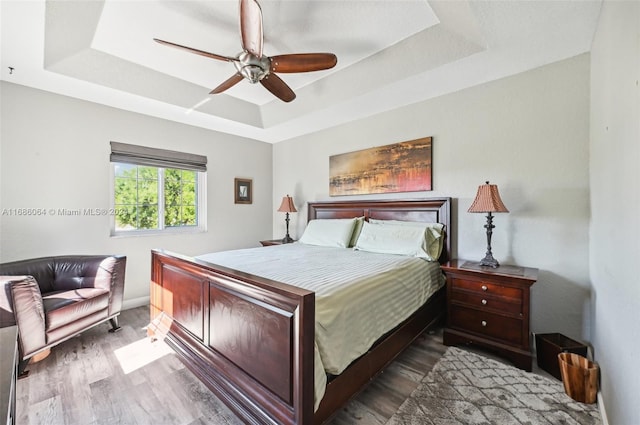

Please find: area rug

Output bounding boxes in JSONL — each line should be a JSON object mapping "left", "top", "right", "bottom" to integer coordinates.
{"left": 386, "top": 346, "right": 602, "bottom": 425}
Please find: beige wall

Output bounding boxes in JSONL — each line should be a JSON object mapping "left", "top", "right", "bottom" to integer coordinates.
{"left": 273, "top": 54, "right": 592, "bottom": 341}
{"left": 590, "top": 1, "right": 640, "bottom": 423}
{"left": 0, "top": 82, "right": 273, "bottom": 306}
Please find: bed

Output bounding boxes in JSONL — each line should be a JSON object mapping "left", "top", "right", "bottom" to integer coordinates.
{"left": 149, "top": 198, "right": 451, "bottom": 425}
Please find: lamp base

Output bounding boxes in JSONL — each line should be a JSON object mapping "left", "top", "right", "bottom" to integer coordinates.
{"left": 479, "top": 254, "right": 500, "bottom": 268}
{"left": 478, "top": 211, "right": 500, "bottom": 268}
{"left": 281, "top": 212, "right": 294, "bottom": 244}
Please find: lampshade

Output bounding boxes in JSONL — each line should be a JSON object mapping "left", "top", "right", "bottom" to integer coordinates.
{"left": 468, "top": 181, "right": 509, "bottom": 213}
{"left": 277, "top": 195, "right": 297, "bottom": 213}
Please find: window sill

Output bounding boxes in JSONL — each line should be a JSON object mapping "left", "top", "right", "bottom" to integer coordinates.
{"left": 110, "top": 226, "right": 206, "bottom": 238}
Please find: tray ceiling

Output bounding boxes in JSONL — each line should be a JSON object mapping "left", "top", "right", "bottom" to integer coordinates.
{"left": 0, "top": 0, "right": 602, "bottom": 143}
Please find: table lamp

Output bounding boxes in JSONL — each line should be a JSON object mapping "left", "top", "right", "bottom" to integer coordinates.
{"left": 468, "top": 181, "right": 509, "bottom": 268}
{"left": 277, "top": 195, "right": 297, "bottom": 243}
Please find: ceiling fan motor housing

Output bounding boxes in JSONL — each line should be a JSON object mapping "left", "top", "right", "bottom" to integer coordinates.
{"left": 234, "top": 51, "right": 271, "bottom": 83}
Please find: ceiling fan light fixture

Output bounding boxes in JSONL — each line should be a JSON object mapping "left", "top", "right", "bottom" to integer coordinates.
{"left": 239, "top": 65, "right": 265, "bottom": 83}
{"left": 234, "top": 51, "right": 270, "bottom": 83}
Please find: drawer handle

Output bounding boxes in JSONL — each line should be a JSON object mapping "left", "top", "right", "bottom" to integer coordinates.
{"left": 481, "top": 320, "right": 487, "bottom": 327}
{"left": 481, "top": 299, "right": 488, "bottom": 305}
{"left": 481, "top": 285, "right": 488, "bottom": 291}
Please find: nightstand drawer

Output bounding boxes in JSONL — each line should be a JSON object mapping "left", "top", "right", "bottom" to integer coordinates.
{"left": 449, "top": 305, "right": 522, "bottom": 345}
{"left": 451, "top": 278, "right": 522, "bottom": 300}
{"left": 450, "top": 289, "right": 522, "bottom": 315}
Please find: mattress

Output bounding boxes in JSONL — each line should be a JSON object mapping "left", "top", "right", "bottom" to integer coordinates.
{"left": 196, "top": 243, "right": 445, "bottom": 409}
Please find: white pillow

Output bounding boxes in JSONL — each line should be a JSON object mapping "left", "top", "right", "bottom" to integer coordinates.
{"left": 298, "top": 218, "right": 357, "bottom": 248}
{"left": 348, "top": 217, "right": 365, "bottom": 247}
{"left": 362, "top": 219, "right": 445, "bottom": 261}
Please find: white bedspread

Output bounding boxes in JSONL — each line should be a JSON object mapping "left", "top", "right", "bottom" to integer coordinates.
{"left": 196, "top": 243, "right": 444, "bottom": 409}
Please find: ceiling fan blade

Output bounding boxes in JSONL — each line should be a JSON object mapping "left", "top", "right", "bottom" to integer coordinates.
{"left": 239, "top": 0, "right": 263, "bottom": 57}
{"left": 270, "top": 53, "right": 338, "bottom": 73}
{"left": 210, "top": 73, "right": 244, "bottom": 94}
{"left": 154, "top": 38, "right": 236, "bottom": 62}
{"left": 260, "top": 73, "right": 295, "bottom": 103}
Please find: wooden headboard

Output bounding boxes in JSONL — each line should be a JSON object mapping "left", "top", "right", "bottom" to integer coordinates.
{"left": 307, "top": 198, "right": 451, "bottom": 263}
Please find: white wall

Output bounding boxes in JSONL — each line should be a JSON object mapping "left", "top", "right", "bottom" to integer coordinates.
{"left": 589, "top": 1, "right": 640, "bottom": 423}
{"left": 273, "top": 54, "right": 592, "bottom": 341}
{"left": 0, "top": 82, "right": 273, "bottom": 306}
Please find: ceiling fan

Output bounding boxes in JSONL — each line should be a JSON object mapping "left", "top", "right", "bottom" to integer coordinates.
{"left": 154, "top": 0, "right": 337, "bottom": 103}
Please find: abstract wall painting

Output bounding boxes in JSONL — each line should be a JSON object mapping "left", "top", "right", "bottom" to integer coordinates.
{"left": 329, "top": 137, "right": 432, "bottom": 196}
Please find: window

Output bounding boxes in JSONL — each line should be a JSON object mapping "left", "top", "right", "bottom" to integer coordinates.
{"left": 110, "top": 142, "right": 207, "bottom": 235}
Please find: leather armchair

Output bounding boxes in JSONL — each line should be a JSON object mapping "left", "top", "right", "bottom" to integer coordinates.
{"left": 0, "top": 255, "right": 126, "bottom": 376}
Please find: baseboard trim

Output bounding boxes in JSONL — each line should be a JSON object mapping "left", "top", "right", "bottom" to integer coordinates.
{"left": 122, "top": 296, "right": 149, "bottom": 310}
{"left": 597, "top": 391, "right": 609, "bottom": 425}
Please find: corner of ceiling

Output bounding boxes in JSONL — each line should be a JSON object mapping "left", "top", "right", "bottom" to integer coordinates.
{"left": 43, "top": 0, "right": 266, "bottom": 129}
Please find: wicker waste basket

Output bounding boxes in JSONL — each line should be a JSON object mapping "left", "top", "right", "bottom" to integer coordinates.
{"left": 558, "top": 352, "right": 599, "bottom": 404}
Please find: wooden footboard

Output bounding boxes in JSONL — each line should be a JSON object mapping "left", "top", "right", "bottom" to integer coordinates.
{"left": 150, "top": 249, "right": 316, "bottom": 425}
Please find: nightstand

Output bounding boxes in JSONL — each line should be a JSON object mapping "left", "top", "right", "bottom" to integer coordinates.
{"left": 442, "top": 260, "right": 538, "bottom": 371}
{"left": 259, "top": 239, "right": 295, "bottom": 246}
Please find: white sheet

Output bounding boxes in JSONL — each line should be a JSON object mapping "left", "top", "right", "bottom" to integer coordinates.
{"left": 196, "top": 243, "right": 445, "bottom": 409}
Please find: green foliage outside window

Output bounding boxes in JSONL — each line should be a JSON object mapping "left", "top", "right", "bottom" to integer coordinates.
{"left": 114, "top": 164, "right": 197, "bottom": 231}
{"left": 164, "top": 168, "right": 197, "bottom": 227}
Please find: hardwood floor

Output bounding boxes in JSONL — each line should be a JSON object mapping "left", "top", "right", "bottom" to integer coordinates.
{"left": 14, "top": 306, "right": 535, "bottom": 424}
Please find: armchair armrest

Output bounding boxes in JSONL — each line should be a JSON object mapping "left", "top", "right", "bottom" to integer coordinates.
{"left": 5, "top": 276, "right": 45, "bottom": 357}
{"left": 91, "top": 255, "right": 126, "bottom": 317}
{"left": 0, "top": 276, "right": 20, "bottom": 327}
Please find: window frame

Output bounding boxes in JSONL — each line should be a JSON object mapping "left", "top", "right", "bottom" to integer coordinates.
{"left": 110, "top": 163, "right": 207, "bottom": 237}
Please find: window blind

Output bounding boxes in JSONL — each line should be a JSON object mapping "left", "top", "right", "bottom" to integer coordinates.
{"left": 110, "top": 141, "right": 207, "bottom": 172}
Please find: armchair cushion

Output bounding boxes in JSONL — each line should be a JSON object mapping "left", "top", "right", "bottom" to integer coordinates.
{"left": 44, "top": 288, "right": 109, "bottom": 332}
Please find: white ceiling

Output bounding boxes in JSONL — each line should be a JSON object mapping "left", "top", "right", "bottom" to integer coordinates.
{"left": 0, "top": 0, "right": 602, "bottom": 144}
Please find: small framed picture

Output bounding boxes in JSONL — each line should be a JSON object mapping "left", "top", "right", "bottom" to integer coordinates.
{"left": 234, "top": 178, "right": 252, "bottom": 204}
